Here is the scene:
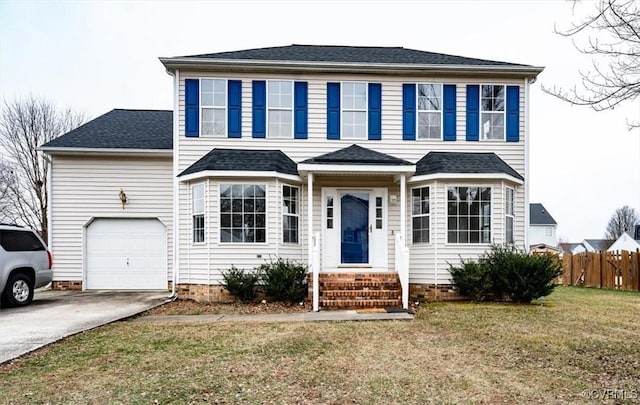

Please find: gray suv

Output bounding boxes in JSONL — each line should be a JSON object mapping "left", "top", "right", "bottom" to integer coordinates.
{"left": 0, "top": 224, "right": 53, "bottom": 307}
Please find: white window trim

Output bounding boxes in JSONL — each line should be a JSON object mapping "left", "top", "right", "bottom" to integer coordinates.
{"left": 282, "top": 184, "right": 300, "bottom": 244}
{"left": 479, "top": 83, "right": 506, "bottom": 142}
{"left": 341, "top": 81, "right": 368, "bottom": 140}
{"left": 416, "top": 83, "right": 443, "bottom": 141}
{"left": 445, "top": 184, "right": 493, "bottom": 245}
{"left": 505, "top": 186, "right": 515, "bottom": 244}
{"left": 191, "top": 182, "right": 206, "bottom": 245}
{"left": 218, "top": 182, "right": 269, "bottom": 245}
{"left": 199, "top": 78, "right": 227, "bottom": 137}
{"left": 267, "top": 80, "right": 294, "bottom": 139}
{"left": 410, "top": 185, "right": 431, "bottom": 245}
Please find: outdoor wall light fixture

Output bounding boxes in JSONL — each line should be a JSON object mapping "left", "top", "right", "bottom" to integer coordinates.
{"left": 119, "top": 188, "right": 128, "bottom": 209}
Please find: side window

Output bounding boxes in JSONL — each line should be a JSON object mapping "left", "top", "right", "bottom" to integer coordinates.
{"left": 505, "top": 187, "right": 514, "bottom": 244}
{"left": 192, "top": 183, "right": 205, "bottom": 243}
{"left": 282, "top": 185, "right": 299, "bottom": 243}
{"left": 0, "top": 230, "right": 45, "bottom": 251}
{"left": 411, "top": 187, "right": 430, "bottom": 243}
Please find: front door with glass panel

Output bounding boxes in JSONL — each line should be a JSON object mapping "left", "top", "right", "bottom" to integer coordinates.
{"left": 322, "top": 188, "right": 387, "bottom": 271}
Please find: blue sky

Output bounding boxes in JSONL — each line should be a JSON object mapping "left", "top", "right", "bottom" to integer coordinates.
{"left": 1, "top": 0, "right": 639, "bottom": 241}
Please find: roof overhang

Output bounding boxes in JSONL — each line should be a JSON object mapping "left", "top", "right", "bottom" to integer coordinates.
{"left": 179, "top": 170, "right": 301, "bottom": 183}
{"left": 159, "top": 57, "right": 544, "bottom": 79}
{"left": 297, "top": 163, "right": 416, "bottom": 177}
{"left": 407, "top": 172, "right": 524, "bottom": 185}
{"left": 39, "top": 147, "right": 173, "bottom": 157}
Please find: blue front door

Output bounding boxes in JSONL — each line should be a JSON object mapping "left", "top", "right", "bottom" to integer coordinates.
{"left": 341, "top": 193, "right": 369, "bottom": 264}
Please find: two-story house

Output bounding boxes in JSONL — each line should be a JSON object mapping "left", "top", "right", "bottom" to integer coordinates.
{"left": 40, "top": 45, "right": 543, "bottom": 310}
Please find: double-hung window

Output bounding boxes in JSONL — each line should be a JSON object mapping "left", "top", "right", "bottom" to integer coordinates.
{"left": 220, "top": 184, "right": 266, "bottom": 243}
{"left": 342, "top": 82, "right": 367, "bottom": 139}
{"left": 481, "top": 85, "right": 505, "bottom": 140}
{"left": 447, "top": 186, "right": 491, "bottom": 244}
{"left": 417, "top": 84, "right": 442, "bottom": 139}
{"left": 411, "top": 187, "right": 430, "bottom": 243}
{"left": 200, "top": 79, "right": 226, "bottom": 136}
{"left": 505, "top": 187, "right": 514, "bottom": 244}
{"left": 268, "top": 81, "right": 293, "bottom": 138}
{"left": 192, "top": 183, "right": 205, "bottom": 243}
{"left": 282, "top": 185, "right": 299, "bottom": 243}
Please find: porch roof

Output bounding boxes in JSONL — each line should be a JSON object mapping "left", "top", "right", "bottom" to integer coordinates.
{"left": 178, "top": 148, "right": 299, "bottom": 181}
{"left": 414, "top": 152, "right": 524, "bottom": 181}
{"left": 298, "top": 144, "right": 415, "bottom": 176}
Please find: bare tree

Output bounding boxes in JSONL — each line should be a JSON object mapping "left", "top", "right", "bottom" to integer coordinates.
{"left": 543, "top": 0, "right": 640, "bottom": 128}
{"left": 604, "top": 205, "right": 639, "bottom": 239}
{"left": 0, "top": 97, "right": 86, "bottom": 242}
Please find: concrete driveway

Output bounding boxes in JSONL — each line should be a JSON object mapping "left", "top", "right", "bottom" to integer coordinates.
{"left": 0, "top": 290, "right": 171, "bottom": 364}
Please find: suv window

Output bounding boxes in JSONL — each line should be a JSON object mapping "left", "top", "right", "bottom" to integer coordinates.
{"left": 0, "top": 230, "right": 45, "bottom": 252}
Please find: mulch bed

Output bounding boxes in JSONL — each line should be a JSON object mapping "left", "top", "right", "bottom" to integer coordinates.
{"left": 144, "top": 298, "right": 310, "bottom": 316}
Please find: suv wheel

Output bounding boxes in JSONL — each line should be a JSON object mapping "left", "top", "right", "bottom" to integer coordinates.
{"left": 2, "top": 273, "right": 34, "bottom": 307}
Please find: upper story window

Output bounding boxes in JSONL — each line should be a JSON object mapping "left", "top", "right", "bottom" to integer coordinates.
{"left": 417, "top": 84, "right": 442, "bottom": 140}
{"left": 481, "top": 85, "right": 505, "bottom": 141}
{"left": 201, "top": 79, "right": 227, "bottom": 136}
{"left": 268, "top": 81, "right": 293, "bottom": 138}
{"left": 505, "top": 187, "right": 514, "bottom": 244}
{"left": 192, "top": 183, "right": 205, "bottom": 244}
{"left": 220, "top": 184, "right": 266, "bottom": 243}
{"left": 342, "top": 82, "right": 367, "bottom": 139}
{"left": 447, "top": 186, "right": 491, "bottom": 244}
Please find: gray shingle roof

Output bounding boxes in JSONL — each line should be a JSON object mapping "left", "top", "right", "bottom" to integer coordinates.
{"left": 184, "top": 44, "right": 529, "bottom": 67}
{"left": 415, "top": 152, "right": 523, "bottom": 180}
{"left": 530, "top": 203, "right": 557, "bottom": 225}
{"left": 584, "top": 239, "right": 615, "bottom": 251}
{"left": 41, "top": 109, "right": 172, "bottom": 150}
{"left": 301, "top": 144, "right": 413, "bottom": 165}
{"left": 179, "top": 149, "right": 298, "bottom": 177}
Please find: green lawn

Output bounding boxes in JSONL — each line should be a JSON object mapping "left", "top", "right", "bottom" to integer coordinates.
{"left": 1, "top": 287, "right": 639, "bottom": 404}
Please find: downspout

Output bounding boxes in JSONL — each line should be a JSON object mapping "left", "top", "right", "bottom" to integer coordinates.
{"left": 434, "top": 180, "right": 438, "bottom": 298}
{"left": 171, "top": 68, "right": 180, "bottom": 298}
{"left": 524, "top": 77, "right": 530, "bottom": 252}
{"left": 45, "top": 155, "right": 52, "bottom": 249}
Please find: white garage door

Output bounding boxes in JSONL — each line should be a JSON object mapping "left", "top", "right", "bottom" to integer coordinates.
{"left": 86, "top": 218, "right": 167, "bottom": 290}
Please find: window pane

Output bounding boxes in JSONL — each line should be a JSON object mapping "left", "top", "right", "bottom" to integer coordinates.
{"left": 221, "top": 214, "right": 231, "bottom": 227}
{"left": 256, "top": 229, "right": 266, "bottom": 243}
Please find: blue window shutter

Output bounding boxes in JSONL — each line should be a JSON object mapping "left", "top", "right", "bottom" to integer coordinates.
{"left": 252, "top": 81, "right": 266, "bottom": 138}
{"left": 327, "top": 82, "right": 340, "bottom": 140}
{"left": 443, "top": 84, "right": 457, "bottom": 141}
{"left": 185, "top": 79, "right": 199, "bottom": 137}
{"left": 402, "top": 84, "right": 416, "bottom": 141}
{"left": 228, "top": 80, "right": 242, "bottom": 138}
{"left": 466, "top": 85, "right": 479, "bottom": 141}
{"left": 368, "top": 83, "right": 382, "bottom": 140}
{"left": 506, "top": 86, "right": 520, "bottom": 142}
{"left": 294, "top": 81, "right": 308, "bottom": 139}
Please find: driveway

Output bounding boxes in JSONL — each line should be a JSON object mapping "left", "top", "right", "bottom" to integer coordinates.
{"left": 0, "top": 290, "right": 171, "bottom": 364}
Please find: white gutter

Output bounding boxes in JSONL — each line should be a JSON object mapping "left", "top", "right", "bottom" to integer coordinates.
{"left": 298, "top": 163, "right": 416, "bottom": 174}
{"left": 524, "top": 77, "right": 530, "bottom": 252}
{"left": 179, "top": 170, "right": 301, "bottom": 183}
{"left": 407, "top": 172, "right": 524, "bottom": 185}
{"left": 159, "top": 57, "right": 544, "bottom": 77}
{"left": 39, "top": 147, "right": 172, "bottom": 156}
{"left": 171, "top": 69, "right": 180, "bottom": 298}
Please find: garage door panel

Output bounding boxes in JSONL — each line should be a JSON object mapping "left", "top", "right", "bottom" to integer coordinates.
{"left": 86, "top": 219, "right": 167, "bottom": 290}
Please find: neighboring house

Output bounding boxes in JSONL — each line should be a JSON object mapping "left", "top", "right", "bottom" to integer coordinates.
{"left": 607, "top": 225, "right": 640, "bottom": 252}
{"left": 40, "top": 44, "right": 543, "bottom": 310}
{"left": 582, "top": 239, "right": 615, "bottom": 252}
{"left": 528, "top": 203, "right": 557, "bottom": 248}
{"left": 558, "top": 242, "right": 586, "bottom": 256}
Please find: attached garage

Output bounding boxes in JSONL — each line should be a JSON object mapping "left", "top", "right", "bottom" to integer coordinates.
{"left": 86, "top": 218, "right": 167, "bottom": 290}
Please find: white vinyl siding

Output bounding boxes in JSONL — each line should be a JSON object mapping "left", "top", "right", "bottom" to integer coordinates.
{"left": 49, "top": 155, "right": 173, "bottom": 286}
{"left": 176, "top": 72, "right": 527, "bottom": 285}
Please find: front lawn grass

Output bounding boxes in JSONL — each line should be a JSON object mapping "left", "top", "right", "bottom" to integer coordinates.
{"left": 1, "top": 287, "right": 639, "bottom": 404}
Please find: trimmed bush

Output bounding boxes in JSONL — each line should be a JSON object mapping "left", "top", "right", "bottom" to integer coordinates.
{"left": 449, "top": 244, "right": 564, "bottom": 303}
{"left": 448, "top": 258, "right": 492, "bottom": 301}
{"left": 259, "top": 257, "right": 308, "bottom": 303}
{"left": 221, "top": 266, "right": 259, "bottom": 302}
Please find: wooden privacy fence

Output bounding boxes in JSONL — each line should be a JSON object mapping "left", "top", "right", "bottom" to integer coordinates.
{"left": 562, "top": 251, "right": 640, "bottom": 292}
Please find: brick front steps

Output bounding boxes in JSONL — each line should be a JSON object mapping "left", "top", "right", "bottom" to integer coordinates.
{"left": 315, "top": 273, "right": 402, "bottom": 310}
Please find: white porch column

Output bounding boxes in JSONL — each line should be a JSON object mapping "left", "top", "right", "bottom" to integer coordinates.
{"left": 400, "top": 174, "right": 406, "bottom": 242}
{"left": 307, "top": 173, "right": 318, "bottom": 311}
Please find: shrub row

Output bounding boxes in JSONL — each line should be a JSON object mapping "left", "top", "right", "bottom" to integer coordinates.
{"left": 221, "top": 257, "right": 307, "bottom": 303}
{"left": 449, "top": 244, "right": 563, "bottom": 303}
